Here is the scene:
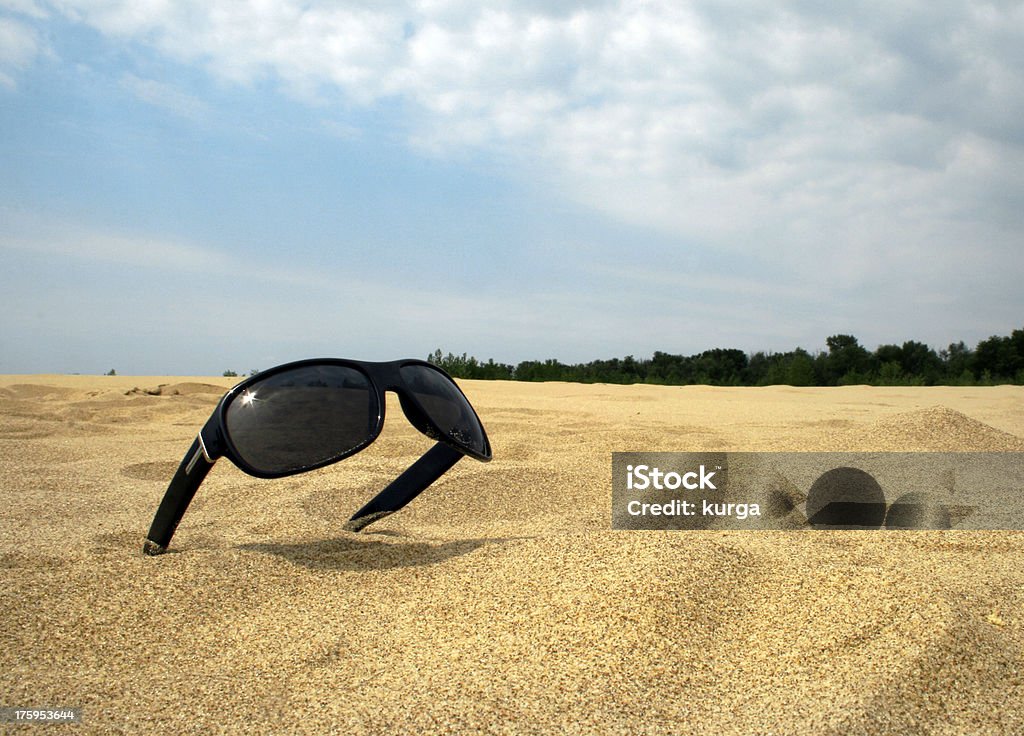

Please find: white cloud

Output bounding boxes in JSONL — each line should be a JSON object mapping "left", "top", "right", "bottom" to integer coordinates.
{"left": 0, "top": 220, "right": 381, "bottom": 295}
{"left": 0, "top": 13, "right": 43, "bottom": 88}
{"left": 0, "top": 0, "right": 48, "bottom": 18}
{"left": 319, "top": 118, "right": 362, "bottom": 140}
{"left": 0, "top": 216, "right": 636, "bottom": 369}
{"left": 1, "top": 225, "right": 233, "bottom": 271}
{"left": 19, "top": 1, "right": 1024, "bottom": 343}
{"left": 121, "top": 73, "right": 210, "bottom": 121}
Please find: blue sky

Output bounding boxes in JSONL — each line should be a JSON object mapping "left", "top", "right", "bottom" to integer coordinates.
{"left": 2, "top": 0, "right": 1022, "bottom": 375}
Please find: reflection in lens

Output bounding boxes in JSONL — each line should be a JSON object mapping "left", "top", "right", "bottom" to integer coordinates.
{"left": 399, "top": 365, "right": 488, "bottom": 457}
{"left": 225, "top": 365, "right": 376, "bottom": 474}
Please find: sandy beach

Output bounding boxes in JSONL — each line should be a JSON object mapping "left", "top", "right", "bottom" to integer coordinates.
{"left": 1, "top": 374, "right": 1022, "bottom": 734}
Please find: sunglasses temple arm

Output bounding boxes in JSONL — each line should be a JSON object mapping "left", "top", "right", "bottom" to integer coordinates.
{"left": 344, "top": 442, "right": 464, "bottom": 532}
{"left": 143, "top": 431, "right": 218, "bottom": 556}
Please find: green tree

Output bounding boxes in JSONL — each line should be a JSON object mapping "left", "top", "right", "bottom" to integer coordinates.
{"left": 898, "top": 340, "right": 942, "bottom": 383}
{"left": 426, "top": 330, "right": 1023, "bottom": 387}
{"left": 876, "top": 361, "right": 904, "bottom": 385}
{"left": 975, "top": 330, "right": 1024, "bottom": 381}
{"left": 940, "top": 341, "right": 974, "bottom": 381}
{"left": 692, "top": 348, "right": 748, "bottom": 385}
{"left": 824, "top": 334, "right": 871, "bottom": 384}
{"left": 786, "top": 349, "right": 815, "bottom": 386}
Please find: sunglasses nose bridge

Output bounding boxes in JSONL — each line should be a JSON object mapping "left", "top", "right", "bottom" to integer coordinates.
{"left": 386, "top": 384, "right": 437, "bottom": 437}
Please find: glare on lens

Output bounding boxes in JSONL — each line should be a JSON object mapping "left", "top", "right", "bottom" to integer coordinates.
{"left": 239, "top": 389, "right": 260, "bottom": 408}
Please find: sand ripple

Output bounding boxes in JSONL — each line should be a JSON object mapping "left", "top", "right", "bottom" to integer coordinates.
{"left": 1, "top": 376, "right": 1022, "bottom": 734}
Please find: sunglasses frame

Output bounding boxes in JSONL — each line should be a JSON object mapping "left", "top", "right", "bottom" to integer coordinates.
{"left": 218, "top": 357, "right": 491, "bottom": 475}
{"left": 143, "top": 358, "right": 491, "bottom": 555}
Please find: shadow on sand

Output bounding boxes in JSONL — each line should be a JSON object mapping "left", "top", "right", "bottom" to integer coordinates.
{"left": 238, "top": 533, "right": 529, "bottom": 571}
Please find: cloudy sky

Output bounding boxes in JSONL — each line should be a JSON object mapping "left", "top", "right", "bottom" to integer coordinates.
{"left": 2, "top": 0, "right": 1022, "bottom": 375}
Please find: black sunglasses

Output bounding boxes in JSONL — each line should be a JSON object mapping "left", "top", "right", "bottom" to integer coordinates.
{"left": 143, "top": 358, "right": 492, "bottom": 555}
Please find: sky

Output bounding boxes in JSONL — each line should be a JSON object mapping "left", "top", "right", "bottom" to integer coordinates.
{"left": 1, "top": 0, "right": 1022, "bottom": 375}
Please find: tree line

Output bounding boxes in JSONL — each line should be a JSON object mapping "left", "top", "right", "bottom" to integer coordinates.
{"left": 428, "top": 328, "right": 1024, "bottom": 386}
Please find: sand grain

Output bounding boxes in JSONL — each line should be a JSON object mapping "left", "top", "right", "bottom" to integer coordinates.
{"left": 1, "top": 376, "right": 1022, "bottom": 734}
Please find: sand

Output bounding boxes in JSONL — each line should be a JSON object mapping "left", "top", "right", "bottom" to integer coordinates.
{"left": 1, "top": 375, "right": 1022, "bottom": 734}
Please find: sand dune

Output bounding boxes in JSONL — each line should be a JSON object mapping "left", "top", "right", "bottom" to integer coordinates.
{"left": 1, "top": 376, "right": 1022, "bottom": 734}
{"left": 848, "top": 405, "right": 1024, "bottom": 451}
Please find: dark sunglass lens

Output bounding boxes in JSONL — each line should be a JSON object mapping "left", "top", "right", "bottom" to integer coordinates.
{"left": 224, "top": 365, "right": 376, "bottom": 474}
{"left": 398, "top": 364, "right": 488, "bottom": 457}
